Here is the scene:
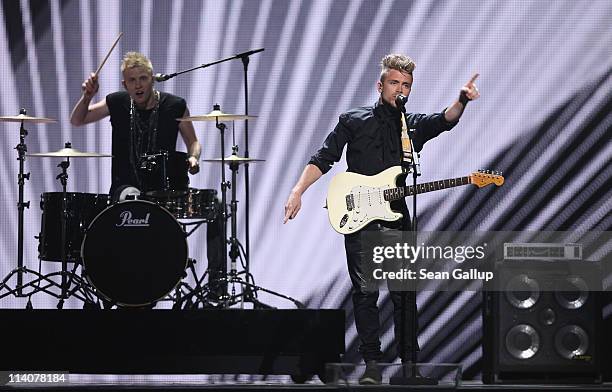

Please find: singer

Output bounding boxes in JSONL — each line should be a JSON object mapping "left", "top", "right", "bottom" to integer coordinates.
{"left": 284, "top": 53, "right": 480, "bottom": 384}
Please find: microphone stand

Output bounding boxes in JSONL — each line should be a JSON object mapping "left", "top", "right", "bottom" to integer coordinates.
{"left": 154, "top": 48, "right": 264, "bottom": 82}
{"left": 158, "top": 49, "right": 276, "bottom": 308}
{"left": 239, "top": 51, "right": 255, "bottom": 306}
{"left": 390, "top": 103, "right": 437, "bottom": 386}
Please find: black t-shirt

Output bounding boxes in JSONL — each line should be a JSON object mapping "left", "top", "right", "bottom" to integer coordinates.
{"left": 106, "top": 91, "right": 186, "bottom": 195}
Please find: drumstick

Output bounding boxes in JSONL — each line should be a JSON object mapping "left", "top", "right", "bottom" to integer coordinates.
{"left": 94, "top": 32, "right": 124, "bottom": 77}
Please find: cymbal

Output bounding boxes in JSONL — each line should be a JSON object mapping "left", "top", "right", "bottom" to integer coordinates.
{"left": 202, "top": 155, "right": 265, "bottom": 165}
{"left": 0, "top": 114, "right": 56, "bottom": 123}
{"left": 178, "top": 109, "right": 257, "bottom": 122}
{"left": 28, "top": 147, "right": 112, "bottom": 158}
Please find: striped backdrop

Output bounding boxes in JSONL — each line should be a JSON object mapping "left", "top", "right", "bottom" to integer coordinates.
{"left": 0, "top": 0, "right": 610, "bottom": 379}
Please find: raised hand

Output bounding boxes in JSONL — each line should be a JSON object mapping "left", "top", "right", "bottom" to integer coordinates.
{"left": 82, "top": 72, "right": 99, "bottom": 100}
{"left": 460, "top": 73, "right": 480, "bottom": 102}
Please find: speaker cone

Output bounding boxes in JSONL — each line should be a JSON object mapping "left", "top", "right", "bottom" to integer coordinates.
{"left": 554, "top": 325, "right": 589, "bottom": 360}
{"left": 554, "top": 276, "right": 588, "bottom": 309}
{"left": 505, "top": 324, "right": 540, "bottom": 359}
{"left": 505, "top": 274, "right": 540, "bottom": 309}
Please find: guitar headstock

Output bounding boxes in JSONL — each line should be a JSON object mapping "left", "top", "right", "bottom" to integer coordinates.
{"left": 470, "top": 169, "right": 505, "bottom": 188}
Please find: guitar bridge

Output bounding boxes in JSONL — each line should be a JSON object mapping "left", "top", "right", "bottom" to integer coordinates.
{"left": 346, "top": 194, "right": 354, "bottom": 211}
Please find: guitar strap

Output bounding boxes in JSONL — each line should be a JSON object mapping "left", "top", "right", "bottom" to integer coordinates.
{"left": 400, "top": 113, "right": 413, "bottom": 165}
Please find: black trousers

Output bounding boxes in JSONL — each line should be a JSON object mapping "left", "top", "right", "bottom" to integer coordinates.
{"left": 344, "top": 224, "right": 418, "bottom": 362}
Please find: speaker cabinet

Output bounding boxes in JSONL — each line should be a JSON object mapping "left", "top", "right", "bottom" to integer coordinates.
{"left": 482, "top": 260, "right": 602, "bottom": 383}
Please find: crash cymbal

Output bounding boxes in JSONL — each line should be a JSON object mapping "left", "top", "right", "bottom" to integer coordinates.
{"left": 178, "top": 109, "right": 257, "bottom": 122}
{"left": 202, "top": 154, "right": 265, "bottom": 165}
{"left": 28, "top": 147, "right": 112, "bottom": 158}
{"left": 0, "top": 114, "right": 56, "bottom": 123}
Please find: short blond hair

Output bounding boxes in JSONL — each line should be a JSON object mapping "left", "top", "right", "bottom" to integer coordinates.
{"left": 379, "top": 54, "right": 415, "bottom": 82}
{"left": 121, "top": 51, "right": 153, "bottom": 74}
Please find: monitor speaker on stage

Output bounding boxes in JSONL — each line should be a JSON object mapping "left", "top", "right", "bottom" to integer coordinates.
{"left": 482, "top": 259, "right": 602, "bottom": 384}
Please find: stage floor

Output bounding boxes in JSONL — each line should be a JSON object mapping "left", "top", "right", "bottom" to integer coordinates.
{"left": 1, "top": 377, "right": 612, "bottom": 391}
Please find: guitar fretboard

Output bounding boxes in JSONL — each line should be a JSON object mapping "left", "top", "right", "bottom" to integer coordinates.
{"left": 383, "top": 176, "right": 471, "bottom": 201}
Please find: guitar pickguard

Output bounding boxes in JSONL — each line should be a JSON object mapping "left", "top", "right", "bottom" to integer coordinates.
{"left": 344, "top": 185, "right": 397, "bottom": 230}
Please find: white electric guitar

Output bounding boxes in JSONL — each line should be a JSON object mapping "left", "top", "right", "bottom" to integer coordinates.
{"left": 326, "top": 166, "right": 504, "bottom": 234}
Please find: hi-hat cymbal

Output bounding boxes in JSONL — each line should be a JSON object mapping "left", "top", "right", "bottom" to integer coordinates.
{"left": 0, "top": 114, "right": 56, "bottom": 123}
{"left": 28, "top": 147, "right": 112, "bottom": 158}
{"left": 202, "top": 155, "right": 265, "bottom": 165}
{"left": 178, "top": 109, "right": 257, "bottom": 122}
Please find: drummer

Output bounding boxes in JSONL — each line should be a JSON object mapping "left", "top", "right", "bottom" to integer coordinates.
{"left": 70, "top": 51, "right": 200, "bottom": 197}
{"left": 70, "top": 52, "right": 226, "bottom": 300}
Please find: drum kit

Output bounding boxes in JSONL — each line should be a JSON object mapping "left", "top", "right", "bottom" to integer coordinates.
{"left": 0, "top": 108, "right": 302, "bottom": 309}
{"left": 0, "top": 45, "right": 302, "bottom": 309}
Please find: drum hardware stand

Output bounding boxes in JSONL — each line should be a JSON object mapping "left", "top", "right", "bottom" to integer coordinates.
{"left": 15, "top": 108, "right": 30, "bottom": 296}
{"left": 224, "top": 145, "right": 267, "bottom": 308}
{"left": 215, "top": 112, "right": 232, "bottom": 307}
{"left": 170, "top": 258, "right": 216, "bottom": 309}
{"left": 217, "top": 142, "right": 304, "bottom": 309}
{"left": 55, "top": 143, "right": 73, "bottom": 309}
{"left": 180, "top": 220, "right": 209, "bottom": 237}
{"left": 2, "top": 134, "right": 112, "bottom": 307}
{"left": 0, "top": 265, "right": 99, "bottom": 306}
{"left": 44, "top": 142, "right": 90, "bottom": 309}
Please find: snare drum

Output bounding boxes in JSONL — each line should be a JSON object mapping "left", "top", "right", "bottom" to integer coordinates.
{"left": 81, "top": 200, "right": 188, "bottom": 307}
{"left": 147, "top": 188, "right": 218, "bottom": 221}
{"left": 38, "top": 192, "right": 110, "bottom": 262}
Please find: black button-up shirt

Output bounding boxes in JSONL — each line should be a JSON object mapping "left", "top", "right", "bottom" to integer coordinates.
{"left": 309, "top": 100, "right": 457, "bottom": 228}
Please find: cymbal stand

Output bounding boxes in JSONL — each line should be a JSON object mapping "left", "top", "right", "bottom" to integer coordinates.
{"left": 228, "top": 145, "right": 240, "bottom": 269}
{"left": 222, "top": 143, "right": 304, "bottom": 309}
{"left": 214, "top": 106, "right": 230, "bottom": 307}
{"left": 15, "top": 108, "right": 30, "bottom": 296}
{"left": 55, "top": 142, "right": 72, "bottom": 309}
{"left": 0, "top": 265, "right": 99, "bottom": 305}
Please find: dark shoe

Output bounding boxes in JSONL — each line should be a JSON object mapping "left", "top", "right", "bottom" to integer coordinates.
{"left": 359, "top": 360, "right": 382, "bottom": 385}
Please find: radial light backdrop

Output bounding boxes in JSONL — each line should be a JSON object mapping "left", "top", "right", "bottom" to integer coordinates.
{"left": 1, "top": 0, "right": 611, "bottom": 378}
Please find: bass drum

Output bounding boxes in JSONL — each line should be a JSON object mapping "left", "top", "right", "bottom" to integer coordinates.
{"left": 81, "top": 200, "right": 187, "bottom": 307}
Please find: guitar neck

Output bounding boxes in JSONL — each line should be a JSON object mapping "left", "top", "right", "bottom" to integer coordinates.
{"left": 384, "top": 176, "right": 472, "bottom": 201}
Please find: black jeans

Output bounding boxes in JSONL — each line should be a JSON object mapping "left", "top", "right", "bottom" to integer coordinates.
{"left": 344, "top": 224, "right": 418, "bottom": 362}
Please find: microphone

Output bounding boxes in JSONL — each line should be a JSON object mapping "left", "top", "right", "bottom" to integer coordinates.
{"left": 395, "top": 94, "right": 408, "bottom": 110}
{"left": 153, "top": 73, "right": 172, "bottom": 82}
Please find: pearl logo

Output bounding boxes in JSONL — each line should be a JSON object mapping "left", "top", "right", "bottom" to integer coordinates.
{"left": 116, "top": 210, "right": 151, "bottom": 227}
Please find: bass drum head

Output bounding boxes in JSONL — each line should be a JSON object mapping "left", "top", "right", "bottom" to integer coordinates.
{"left": 82, "top": 200, "right": 187, "bottom": 307}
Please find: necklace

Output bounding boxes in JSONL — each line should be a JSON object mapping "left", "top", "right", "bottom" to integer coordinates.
{"left": 129, "top": 90, "right": 160, "bottom": 187}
